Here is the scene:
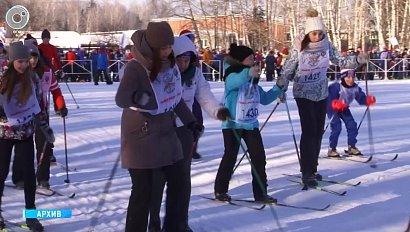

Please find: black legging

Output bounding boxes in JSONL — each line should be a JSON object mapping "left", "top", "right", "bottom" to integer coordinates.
{"left": 295, "top": 98, "right": 327, "bottom": 175}
{"left": 214, "top": 128, "right": 267, "bottom": 199}
{"left": 0, "top": 137, "right": 36, "bottom": 209}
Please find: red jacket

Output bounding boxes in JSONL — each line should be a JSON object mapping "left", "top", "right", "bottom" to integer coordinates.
{"left": 38, "top": 43, "right": 62, "bottom": 71}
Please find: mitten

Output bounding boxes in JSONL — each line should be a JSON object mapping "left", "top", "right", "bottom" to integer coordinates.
{"left": 60, "top": 107, "right": 68, "bottom": 117}
{"left": 216, "top": 108, "right": 231, "bottom": 121}
{"left": 187, "top": 121, "right": 204, "bottom": 142}
{"left": 39, "top": 122, "right": 55, "bottom": 143}
{"left": 331, "top": 99, "right": 347, "bottom": 112}
{"left": 366, "top": 95, "right": 376, "bottom": 106}
{"left": 248, "top": 66, "right": 260, "bottom": 78}
{"left": 276, "top": 78, "right": 288, "bottom": 92}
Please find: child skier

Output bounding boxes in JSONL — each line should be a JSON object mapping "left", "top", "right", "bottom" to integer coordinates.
{"left": 214, "top": 43, "right": 284, "bottom": 203}
{"left": 327, "top": 69, "right": 376, "bottom": 157}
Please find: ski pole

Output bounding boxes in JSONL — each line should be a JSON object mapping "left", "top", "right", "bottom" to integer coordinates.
{"left": 284, "top": 98, "right": 301, "bottom": 165}
{"left": 323, "top": 113, "right": 336, "bottom": 134}
{"left": 357, "top": 106, "right": 369, "bottom": 131}
{"left": 36, "top": 142, "right": 48, "bottom": 176}
{"left": 229, "top": 124, "right": 283, "bottom": 232}
{"left": 62, "top": 72, "right": 80, "bottom": 109}
{"left": 364, "top": 64, "right": 376, "bottom": 167}
{"left": 63, "top": 116, "right": 70, "bottom": 183}
{"left": 232, "top": 102, "right": 280, "bottom": 174}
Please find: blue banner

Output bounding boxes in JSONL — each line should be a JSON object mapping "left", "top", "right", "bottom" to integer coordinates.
{"left": 24, "top": 209, "right": 72, "bottom": 219}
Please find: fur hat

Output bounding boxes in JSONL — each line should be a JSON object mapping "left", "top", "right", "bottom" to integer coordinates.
{"left": 146, "top": 22, "right": 174, "bottom": 50}
{"left": 228, "top": 43, "right": 254, "bottom": 62}
{"left": 339, "top": 69, "right": 355, "bottom": 79}
{"left": 24, "top": 39, "right": 39, "bottom": 55}
{"left": 304, "top": 8, "right": 325, "bottom": 35}
{"left": 41, "top": 29, "right": 51, "bottom": 39}
{"left": 8, "top": 41, "right": 30, "bottom": 61}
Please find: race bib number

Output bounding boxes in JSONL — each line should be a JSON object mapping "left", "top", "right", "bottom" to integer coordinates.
{"left": 235, "top": 84, "right": 260, "bottom": 123}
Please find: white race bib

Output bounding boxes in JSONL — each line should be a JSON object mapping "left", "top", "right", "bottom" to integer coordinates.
{"left": 235, "top": 83, "right": 260, "bottom": 123}
{"left": 1, "top": 84, "right": 41, "bottom": 126}
{"left": 149, "top": 66, "right": 183, "bottom": 115}
{"left": 299, "top": 51, "right": 329, "bottom": 84}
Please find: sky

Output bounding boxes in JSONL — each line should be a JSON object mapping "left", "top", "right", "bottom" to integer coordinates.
{"left": 2, "top": 78, "right": 410, "bottom": 231}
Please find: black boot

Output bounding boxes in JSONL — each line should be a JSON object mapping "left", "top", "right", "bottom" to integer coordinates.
{"left": 302, "top": 173, "right": 318, "bottom": 186}
{"left": 26, "top": 218, "right": 44, "bottom": 232}
{"left": 0, "top": 211, "right": 5, "bottom": 229}
{"left": 215, "top": 192, "right": 231, "bottom": 202}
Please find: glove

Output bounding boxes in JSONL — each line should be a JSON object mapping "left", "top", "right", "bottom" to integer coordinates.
{"left": 132, "top": 91, "right": 152, "bottom": 106}
{"left": 276, "top": 78, "right": 288, "bottom": 92}
{"left": 278, "top": 92, "right": 286, "bottom": 103}
{"left": 39, "top": 122, "right": 55, "bottom": 143}
{"left": 366, "top": 95, "right": 376, "bottom": 106}
{"left": 331, "top": 99, "right": 347, "bottom": 112}
{"left": 248, "top": 66, "right": 260, "bottom": 78}
{"left": 356, "top": 52, "right": 369, "bottom": 65}
{"left": 216, "top": 107, "right": 231, "bottom": 121}
{"left": 187, "top": 121, "right": 204, "bottom": 142}
{"left": 60, "top": 107, "right": 68, "bottom": 117}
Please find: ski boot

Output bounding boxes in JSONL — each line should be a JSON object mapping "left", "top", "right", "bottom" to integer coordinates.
{"left": 0, "top": 211, "right": 5, "bottom": 230}
{"left": 327, "top": 148, "right": 340, "bottom": 157}
{"left": 347, "top": 145, "right": 362, "bottom": 156}
{"left": 302, "top": 173, "right": 318, "bottom": 186}
{"left": 215, "top": 192, "right": 231, "bottom": 202}
{"left": 26, "top": 218, "right": 44, "bottom": 232}
{"left": 255, "top": 195, "right": 277, "bottom": 204}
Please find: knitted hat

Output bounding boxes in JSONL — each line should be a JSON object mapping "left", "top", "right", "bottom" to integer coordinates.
{"left": 8, "top": 41, "right": 30, "bottom": 61}
{"left": 180, "top": 29, "right": 194, "bottom": 36}
{"left": 228, "top": 43, "right": 254, "bottom": 62}
{"left": 304, "top": 8, "right": 325, "bottom": 35}
{"left": 23, "top": 39, "right": 40, "bottom": 55}
{"left": 145, "top": 22, "right": 174, "bottom": 50}
{"left": 41, "top": 29, "right": 51, "bottom": 39}
{"left": 339, "top": 69, "right": 355, "bottom": 79}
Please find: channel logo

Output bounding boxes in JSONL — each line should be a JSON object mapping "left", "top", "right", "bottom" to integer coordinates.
{"left": 5, "top": 5, "right": 30, "bottom": 30}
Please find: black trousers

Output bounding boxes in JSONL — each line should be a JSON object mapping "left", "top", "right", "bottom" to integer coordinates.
{"left": 12, "top": 123, "right": 53, "bottom": 184}
{"left": 266, "top": 69, "right": 275, "bottom": 81}
{"left": 93, "top": 69, "right": 112, "bottom": 84}
{"left": 149, "top": 126, "right": 194, "bottom": 231}
{"left": 214, "top": 128, "right": 267, "bottom": 199}
{"left": 295, "top": 98, "right": 327, "bottom": 175}
{"left": 126, "top": 160, "right": 185, "bottom": 232}
{"left": 0, "top": 137, "right": 36, "bottom": 209}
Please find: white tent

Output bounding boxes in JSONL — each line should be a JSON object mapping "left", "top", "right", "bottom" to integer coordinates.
{"left": 26, "top": 31, "right": 82, "bottom": 48}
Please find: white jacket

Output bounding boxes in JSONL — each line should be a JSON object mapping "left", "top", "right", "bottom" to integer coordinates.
{"left": 176, "top": 67, "right": 221, "bottom": 127}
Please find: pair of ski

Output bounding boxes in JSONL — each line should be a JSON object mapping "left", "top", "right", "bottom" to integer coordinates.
{"left": 285, "top": 173, "right": 361, "bottom": 196}
{"left": 200, "top": 195, "right": 330, "bottom": 211}
{"left": 323, "top": 152, "right": 398, "bottom": 164}
{"left": 1, "top": 220, "right": 30, "bottom": 232}
{"left": 35, "top": 187, "right": 76, "bottom": 199}
{"left": 5, "top": 184, "right": 75, "bottom": 199}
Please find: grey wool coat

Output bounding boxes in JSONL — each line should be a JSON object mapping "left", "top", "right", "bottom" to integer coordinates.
{"left": 115, "top": 59, "right": 196, "bottom": 169}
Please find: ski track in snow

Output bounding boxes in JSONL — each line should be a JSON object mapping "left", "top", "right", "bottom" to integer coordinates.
{"left": 2, "top": 80, "right": 410, "bottom": 232}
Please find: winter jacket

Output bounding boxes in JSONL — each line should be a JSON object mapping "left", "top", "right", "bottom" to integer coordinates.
{"left": 96, "top": 51, "right": 108, "bottom": 70}
{"left": 0, "top": 73, "right": 45, "bottom": 140}
{"left": 38, "top": 68, "right": 66, "bottom": 113}
{"left": 38, "top": 43, "right": 62, "bottom": 71}
{"left": 222, "top": 57, "right": 283, "bottom": 130}
{"left": 278, "top": 33, "right": 360, "bottom": 102}
{"left": 327, "top": 81, "right": 367, "bottom": 116}
{"left": 116, "top": 58, "right": 196, "bottom": 169}
{"left": 176, "top": 67, "right": 221, "bottom": 127}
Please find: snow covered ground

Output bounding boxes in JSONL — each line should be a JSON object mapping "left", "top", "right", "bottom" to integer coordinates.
{"left": 2, "top": 79, "right": 410, "bottom": 232}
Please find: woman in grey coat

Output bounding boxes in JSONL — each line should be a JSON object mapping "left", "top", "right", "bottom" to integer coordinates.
{"left": 115, "top": 22, "right": 201, "bottom": 232}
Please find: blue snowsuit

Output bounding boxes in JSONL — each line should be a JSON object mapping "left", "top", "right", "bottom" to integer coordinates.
{"left": 327, "top": 81, "right": 367, "bottom": 149}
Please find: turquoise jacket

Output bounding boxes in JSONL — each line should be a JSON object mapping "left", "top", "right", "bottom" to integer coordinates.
{"left": 222, "top": 64, "right": 283, "bottom": 130}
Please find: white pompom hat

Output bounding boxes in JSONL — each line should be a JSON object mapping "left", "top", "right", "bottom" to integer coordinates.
{"left": 304, "top": 17, "right": 325, "bottom": 35}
